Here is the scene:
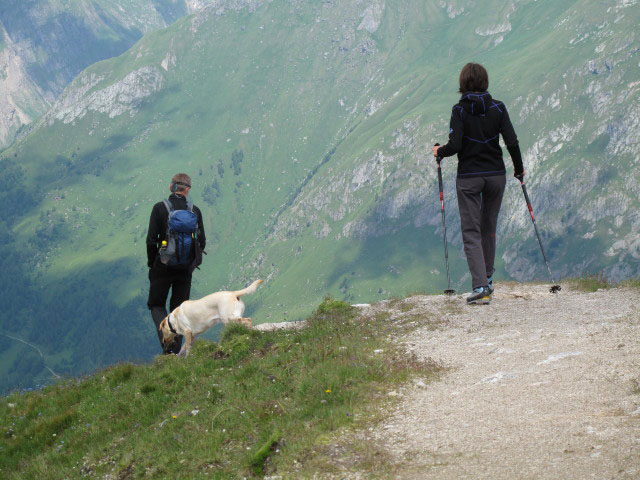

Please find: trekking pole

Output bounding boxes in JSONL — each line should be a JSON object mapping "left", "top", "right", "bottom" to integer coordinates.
{"left": 516, "top": 174, "right": 561, "bottom": 294}
{"left": 435, "top": 144, "right": 455, "bottom": 295}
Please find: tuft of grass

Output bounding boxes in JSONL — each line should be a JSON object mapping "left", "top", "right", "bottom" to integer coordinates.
{"left": 386, "top": 297, "right": 404, "bottom": 309}
{"left": 140, "top": 384, "right": 157, "bottom": 395}
{"left": 618, "top": 278, "right": 640, "bottom": 289}
{"left": 571, "top": 274, "right": 612, "bottom": 292}
{"left": 396, "top": 301, "right": 415, "bottom": 313}
{"left": 249, "top": 431, "right": 282, "bottom": 475}
{"left": 0, "top": 296, "right": 439, "bottom": 479}
{"left": 108, "top": 363, "right": 135, "bottom": 386}
{"left": 570, "top": 275, "right": 640, "bottom": 292}
{"left": 314, "top": 297, "right": 356, "bottom": 318}
{"left": 5, "top": 407, "right": 77, "bottom": 461}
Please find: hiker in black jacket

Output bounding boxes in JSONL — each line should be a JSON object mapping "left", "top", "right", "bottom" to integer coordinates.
{"left": 146, "top": 173, "right": 206, "bottom": 354}
{"left": 433, "top": 63, "right": 524, "bottom": 304}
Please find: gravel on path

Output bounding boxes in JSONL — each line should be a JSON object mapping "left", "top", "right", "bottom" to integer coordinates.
{"left": 362, "top": 283, "right": 640, "bottom": 479}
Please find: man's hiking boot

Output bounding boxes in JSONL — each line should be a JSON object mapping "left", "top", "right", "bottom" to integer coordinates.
{"left": 466, "top": 286, "right": 491, "bottom": 305}
{"left": 487, "top": 276, "right": 494, "bottom": 295}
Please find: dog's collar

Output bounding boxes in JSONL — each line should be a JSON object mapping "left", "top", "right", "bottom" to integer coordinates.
{"left": 167, "top": 314, "right": 178, "bottom": 334}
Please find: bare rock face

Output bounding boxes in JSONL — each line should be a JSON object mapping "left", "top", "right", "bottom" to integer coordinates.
{"left": 357, "top": 1, "right": 385, "bottom": 34}
{"left": 0, "top": 26, "right": 50, "bottom": 148}
{"left": 186, "top": 0, "right": 213, "bottom": 11}
{"left": 188, "top": 0, "right": 265, "bottom": 14}
{"left": 48, "top": 66, "right": 165, "bottom": 125}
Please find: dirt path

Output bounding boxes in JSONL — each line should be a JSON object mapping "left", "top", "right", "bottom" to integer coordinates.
{"left": 360, "top": 284, "right": 640, "bottom": 479}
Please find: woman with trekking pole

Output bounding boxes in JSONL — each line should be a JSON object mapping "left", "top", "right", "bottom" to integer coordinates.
{"left": 433, "top": 62, "right": 524, "bottom": 305}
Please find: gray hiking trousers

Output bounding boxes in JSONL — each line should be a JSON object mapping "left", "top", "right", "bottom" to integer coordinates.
{"left": 456, "top": 174, "right": 506, "bottom": 289}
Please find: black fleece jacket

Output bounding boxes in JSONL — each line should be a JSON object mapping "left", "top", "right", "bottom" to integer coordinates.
{"left": 437, "top": 92, "right": 524, "bottom": 177}
{"left": 146, "top": 193, "right": 206, "bottom": 268}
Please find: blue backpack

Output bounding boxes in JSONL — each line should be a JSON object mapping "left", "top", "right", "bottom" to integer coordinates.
{"left": 159, "top": 199, "right": 199, "bottom": 267}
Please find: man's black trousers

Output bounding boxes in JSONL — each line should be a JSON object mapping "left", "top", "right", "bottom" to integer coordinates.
{"left": 456, "top": 174, "right": 506, "bottom": 290}
{"left": 147, "top": 265, "right": 192, "bottom": 354}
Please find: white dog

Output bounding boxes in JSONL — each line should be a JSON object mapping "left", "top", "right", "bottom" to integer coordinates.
{"left": 159, "top": 279, "right": 263, "bottom": 357}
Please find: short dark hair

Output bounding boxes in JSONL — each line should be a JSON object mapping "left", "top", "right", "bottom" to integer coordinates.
{"left": 459, "top": 63, "right": 489, "bottom": 93}
{"left": 171, "top": 173, "right": 192, "bottom": 192}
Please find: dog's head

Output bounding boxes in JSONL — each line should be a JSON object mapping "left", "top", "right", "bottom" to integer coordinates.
{"left": 158, "top": 317, "right": 178, "bottom": 346}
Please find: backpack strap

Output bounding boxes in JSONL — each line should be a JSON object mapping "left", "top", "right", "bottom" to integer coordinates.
{"left": 165, "top": 198, "right": 193, "bottom": 212}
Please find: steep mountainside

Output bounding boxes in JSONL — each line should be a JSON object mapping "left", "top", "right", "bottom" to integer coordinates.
{"left": 1, "top": 0, "right": 639, "bottom": 393}
{"left": 0, "top": 0, "right": 216, "bottom": 149}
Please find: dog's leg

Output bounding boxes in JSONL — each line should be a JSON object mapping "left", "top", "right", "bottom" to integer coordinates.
{"left": 239, "top": 318, "right": 252, "bottom": 329}
{"left": 179, "top": 329, "right": 194, "bottom": 357}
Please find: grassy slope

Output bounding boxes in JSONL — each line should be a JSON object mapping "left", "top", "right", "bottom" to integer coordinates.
{"left": 0, "top": 299, "right": 440, "bottom": 479}
{"left": 1, "top": 0, "right": 638, "bottom": 392}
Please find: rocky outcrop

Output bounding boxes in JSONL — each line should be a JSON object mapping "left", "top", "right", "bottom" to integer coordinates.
{"left": 0, "top": 26, "right": 50, "bottom": 148}
{"left": 358, "top": 1, "right": 385, "bottom": 34}
{"left": 439, "top": 1, "right": 465, "bottom": 19}
{"left": 47, "top": 66, "right": 165, "bottom": 125}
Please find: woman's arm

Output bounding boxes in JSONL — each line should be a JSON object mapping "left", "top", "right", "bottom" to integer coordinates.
{"left": 500, "top": 105, "right": 524, "bottom": 176}
{"left": 435, "top": 106, "right": 464, "bottom": 158}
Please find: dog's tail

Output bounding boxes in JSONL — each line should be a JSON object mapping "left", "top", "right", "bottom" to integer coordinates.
{"left": 234, "top": 279, "right": 263, "bottom": 298}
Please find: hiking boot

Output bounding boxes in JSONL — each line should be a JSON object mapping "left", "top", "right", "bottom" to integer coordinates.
{"left": 487, "top": 276, "right": 494, "bottom": 295}
{"left": 466, "top": 286, "right": 491, "bottom": 305}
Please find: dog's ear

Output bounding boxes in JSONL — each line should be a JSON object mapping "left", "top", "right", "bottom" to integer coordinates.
{"left": 159, "top": 317, "right": 166, "bottom": 331}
